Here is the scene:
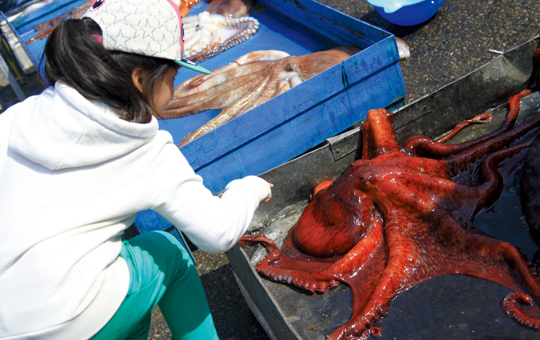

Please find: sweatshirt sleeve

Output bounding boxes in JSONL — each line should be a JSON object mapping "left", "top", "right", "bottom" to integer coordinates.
{"left": 150, "top": 141, "right": 271, "bottom": 254}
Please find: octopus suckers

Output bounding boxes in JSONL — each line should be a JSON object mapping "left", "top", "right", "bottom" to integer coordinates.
{"left": 183, "top": 11, "right": 260, "bottom": 62}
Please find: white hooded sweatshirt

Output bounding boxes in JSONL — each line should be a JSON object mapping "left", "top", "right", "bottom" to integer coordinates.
{"left": 0, "top": 82, "right": 271, "bottom": 339}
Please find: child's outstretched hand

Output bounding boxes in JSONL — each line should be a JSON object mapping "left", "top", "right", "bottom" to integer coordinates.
{"left": 261, "top": 183, "right": 274, "bottom": 203}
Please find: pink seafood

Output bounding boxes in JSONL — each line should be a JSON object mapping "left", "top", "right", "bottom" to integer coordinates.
{"left": 159, "top": 46, "right": 361, "bottom": 146}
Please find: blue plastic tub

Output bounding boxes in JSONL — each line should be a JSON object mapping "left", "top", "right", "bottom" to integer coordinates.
{"left": 367, "top": 0, "right": 445, "bottom": 26}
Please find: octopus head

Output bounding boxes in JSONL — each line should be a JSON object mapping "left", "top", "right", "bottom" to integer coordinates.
{"left": 292, "top": 178, "right": 377, "bottom": 258}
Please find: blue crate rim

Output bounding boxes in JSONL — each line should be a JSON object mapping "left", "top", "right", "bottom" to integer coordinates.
{"left": 275, "top": 0, "right": 395, "bottom": 42}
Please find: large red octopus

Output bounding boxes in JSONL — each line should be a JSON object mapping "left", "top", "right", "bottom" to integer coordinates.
{"left": 240, "top": 89, "right": 540, "bottom": 339}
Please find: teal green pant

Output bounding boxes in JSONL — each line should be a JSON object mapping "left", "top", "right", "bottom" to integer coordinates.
{"left": 91, "top": 231, "right": 219, "bottom": 340}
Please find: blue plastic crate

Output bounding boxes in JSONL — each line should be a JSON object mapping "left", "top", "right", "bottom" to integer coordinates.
{"left": 136, "top": 0, "right": 406, "bottom": 233}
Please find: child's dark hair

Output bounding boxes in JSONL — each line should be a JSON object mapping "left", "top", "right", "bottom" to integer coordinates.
{"left": 41, "top": 17, "right": 178, "bottom": 123}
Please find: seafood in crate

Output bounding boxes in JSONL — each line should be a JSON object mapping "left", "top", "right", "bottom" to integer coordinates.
{"left": 163, "top": 46, "right": 362, "bottom": 146}
{"left": 25, "top": 0, "right": 92, "bottom": 44}
{"left": 182, "top": 0, "right": 260, "bottom": 62}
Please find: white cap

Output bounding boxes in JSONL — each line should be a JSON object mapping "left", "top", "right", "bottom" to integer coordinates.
{"left": 83, "top": 0, "right": 210, "bottom": 74}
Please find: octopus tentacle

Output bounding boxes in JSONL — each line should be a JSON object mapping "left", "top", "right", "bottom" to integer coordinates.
{"left": 183, "top": 11, "right": 260, "bottom": 62}
{"left": 362, "top": 109, "right": 400, "bottom": 157}
{"left": 446, "top": 109, "right": 540, "bottom": 177}
{"left": 217, "top": 72, "right": 271, "bottom": 115}
{"left": 172, "top": 51, "right": 289, "bottom": 96}
{"left": 165, "top": 67, "right": 269, "bottom": 117}
{"left": 402, "top": 89, "right": 533, "bottom": 158}
{"left": 174, "top": 62, "right": 273, "bottom": 97}
{"left": 194, "top": 17, "right": 260, "bottom": 62}
{"left": 312, "top": 180, "right": 334, "bottom": 197}
{"left": 468, "top": 133, "right": 537, "bottom": 216}
{"left": 238, "top": 233, "right": 282, "bottom": 253}
{"left": 178, "top": 70, "right": 273, "bottom": 145}
{"left": 361, "top": 108, "right": 396, "bottom": 159}
{"left": 436, "top": 112, "right": 493, "bottom": 143}
{"left": 182, "top": 70, "right": 263, "bottom": 102}
{"left": 171, "top": 59, "right": 295, "bottom": 110}
{"left": 424, "top": 211, "right": 538, "bottom": 294}
{"left": 239, "top": 233, "right": 341, "bottom": 293}
{"left": 328, "top": 213, "right": 420, "bottom": 340}
{"left": 502, "top": 293, "right": 540, "bottom": 329}
{"left": 461, "top": 237, "right": 540, "bottom": 329}
{"left": 231, "top": 60, "right": 297, "bottom": 113}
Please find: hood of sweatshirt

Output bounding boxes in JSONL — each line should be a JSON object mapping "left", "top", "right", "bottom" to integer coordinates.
{"left": 8, "top": 82, "right": 159, "bottom": 170}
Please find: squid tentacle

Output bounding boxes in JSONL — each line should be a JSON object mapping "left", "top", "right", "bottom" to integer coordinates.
{"left": 178, "top": 70, "right": 273, "bottom": 145}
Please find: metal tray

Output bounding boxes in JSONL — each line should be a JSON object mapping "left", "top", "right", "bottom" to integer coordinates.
{"left": 227, "top": 37, "right": 540, "bottom": 340}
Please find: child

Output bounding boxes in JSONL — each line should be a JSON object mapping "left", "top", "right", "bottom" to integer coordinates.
{"left": 0, "top": 0, "right": 272, "bottom": 339}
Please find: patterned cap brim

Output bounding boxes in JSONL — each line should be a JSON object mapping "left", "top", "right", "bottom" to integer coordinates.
{"left": 176, "top": 59, "right": 211, "bottom": 74}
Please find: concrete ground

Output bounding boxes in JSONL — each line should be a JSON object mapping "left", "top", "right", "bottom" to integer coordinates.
{"left": 1, "top": 0, "right": 539, "bottom": 339}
